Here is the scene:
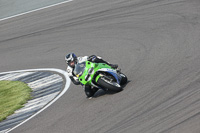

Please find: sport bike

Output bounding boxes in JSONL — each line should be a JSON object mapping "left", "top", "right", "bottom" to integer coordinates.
{"left": 74, "top": 61, "right": 127, "bottom": 92}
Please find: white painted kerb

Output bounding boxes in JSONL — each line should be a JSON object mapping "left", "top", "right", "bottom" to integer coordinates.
{"left": 0, "top": 68, "right": 71, "bottom": 133}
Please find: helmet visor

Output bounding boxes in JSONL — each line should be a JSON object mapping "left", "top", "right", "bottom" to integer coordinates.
{"left": 69, "top": 61, "right": 75, "bottom": 67}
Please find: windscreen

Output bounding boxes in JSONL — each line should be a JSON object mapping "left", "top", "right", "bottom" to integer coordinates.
{"left": 74, "top": 62, "right": 86, "bottom": 77}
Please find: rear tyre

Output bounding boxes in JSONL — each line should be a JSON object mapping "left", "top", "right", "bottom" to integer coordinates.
{"left": 97, "top": 77, "right": 122, "bottom": 92}
{"left": 120, "top": 73, "right": 128, "bottom": 85}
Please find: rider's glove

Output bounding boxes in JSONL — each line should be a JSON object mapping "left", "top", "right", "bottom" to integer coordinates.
{"left": 69, "top": 76, "right": 81, "bottom": 85}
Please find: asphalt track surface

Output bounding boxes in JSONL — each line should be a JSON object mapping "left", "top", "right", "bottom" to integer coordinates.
{"left": 0, "top": 0, "right": 200, "bottom": 133}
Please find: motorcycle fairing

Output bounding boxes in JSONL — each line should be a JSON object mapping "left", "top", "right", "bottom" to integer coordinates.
{"left": 96, "top": 68, "right": 122, "bottom": 84}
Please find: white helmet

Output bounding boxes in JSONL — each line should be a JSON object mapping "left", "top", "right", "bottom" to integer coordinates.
{"left": 65, "top": 53, "right": 77, "bottom": 68}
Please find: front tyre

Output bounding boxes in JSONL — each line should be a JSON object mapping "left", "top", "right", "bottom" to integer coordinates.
{"left": 97, "top": 77, "right": 122, "bottom": 92}
{"left": 84, "top": 86, "right": 95, "bottom": 97}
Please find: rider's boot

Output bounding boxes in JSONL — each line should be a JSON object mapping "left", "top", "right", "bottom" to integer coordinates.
{"left": 109, "top": 64, "right": 118, "bottom": 69}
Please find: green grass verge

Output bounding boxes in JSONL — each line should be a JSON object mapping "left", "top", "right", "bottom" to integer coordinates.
{"left": 0, "top": 80, "right": 32, "bottom": 122}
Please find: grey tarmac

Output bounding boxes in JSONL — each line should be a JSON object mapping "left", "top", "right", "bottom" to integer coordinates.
{"left": 0, "top": 0, "right": 200, "bottom": 133}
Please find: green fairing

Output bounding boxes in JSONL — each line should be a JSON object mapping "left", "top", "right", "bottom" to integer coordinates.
{"left": 95, "top": 75, "right": 101, "bottom": 83}
{"left": 76, "top": 61, "right": 113, "bottom": 86}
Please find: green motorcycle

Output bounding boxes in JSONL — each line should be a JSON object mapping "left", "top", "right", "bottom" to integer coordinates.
{"left": 74, "top": 61, "right": 127, "bottom": 92}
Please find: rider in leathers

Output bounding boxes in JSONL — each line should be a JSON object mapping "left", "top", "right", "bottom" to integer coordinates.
{"left": 65, "top": 53, "right": 118, "bottom": 98}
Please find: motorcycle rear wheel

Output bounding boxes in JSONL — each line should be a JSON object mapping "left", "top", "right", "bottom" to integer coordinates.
{"left": 120, "top": 73, "right": 128, "bottom": 85}
{"left": 97, "top": 77, "right": 122, "bottom": 92}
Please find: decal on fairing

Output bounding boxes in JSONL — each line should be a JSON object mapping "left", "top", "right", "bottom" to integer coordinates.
{"left": 97, "top": 68, "right": 121, "bottom": 84}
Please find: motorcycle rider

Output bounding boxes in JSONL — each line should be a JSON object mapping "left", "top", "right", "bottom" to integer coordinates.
{"left": 65, "top": 53, "right": 118, "bottom": 98}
